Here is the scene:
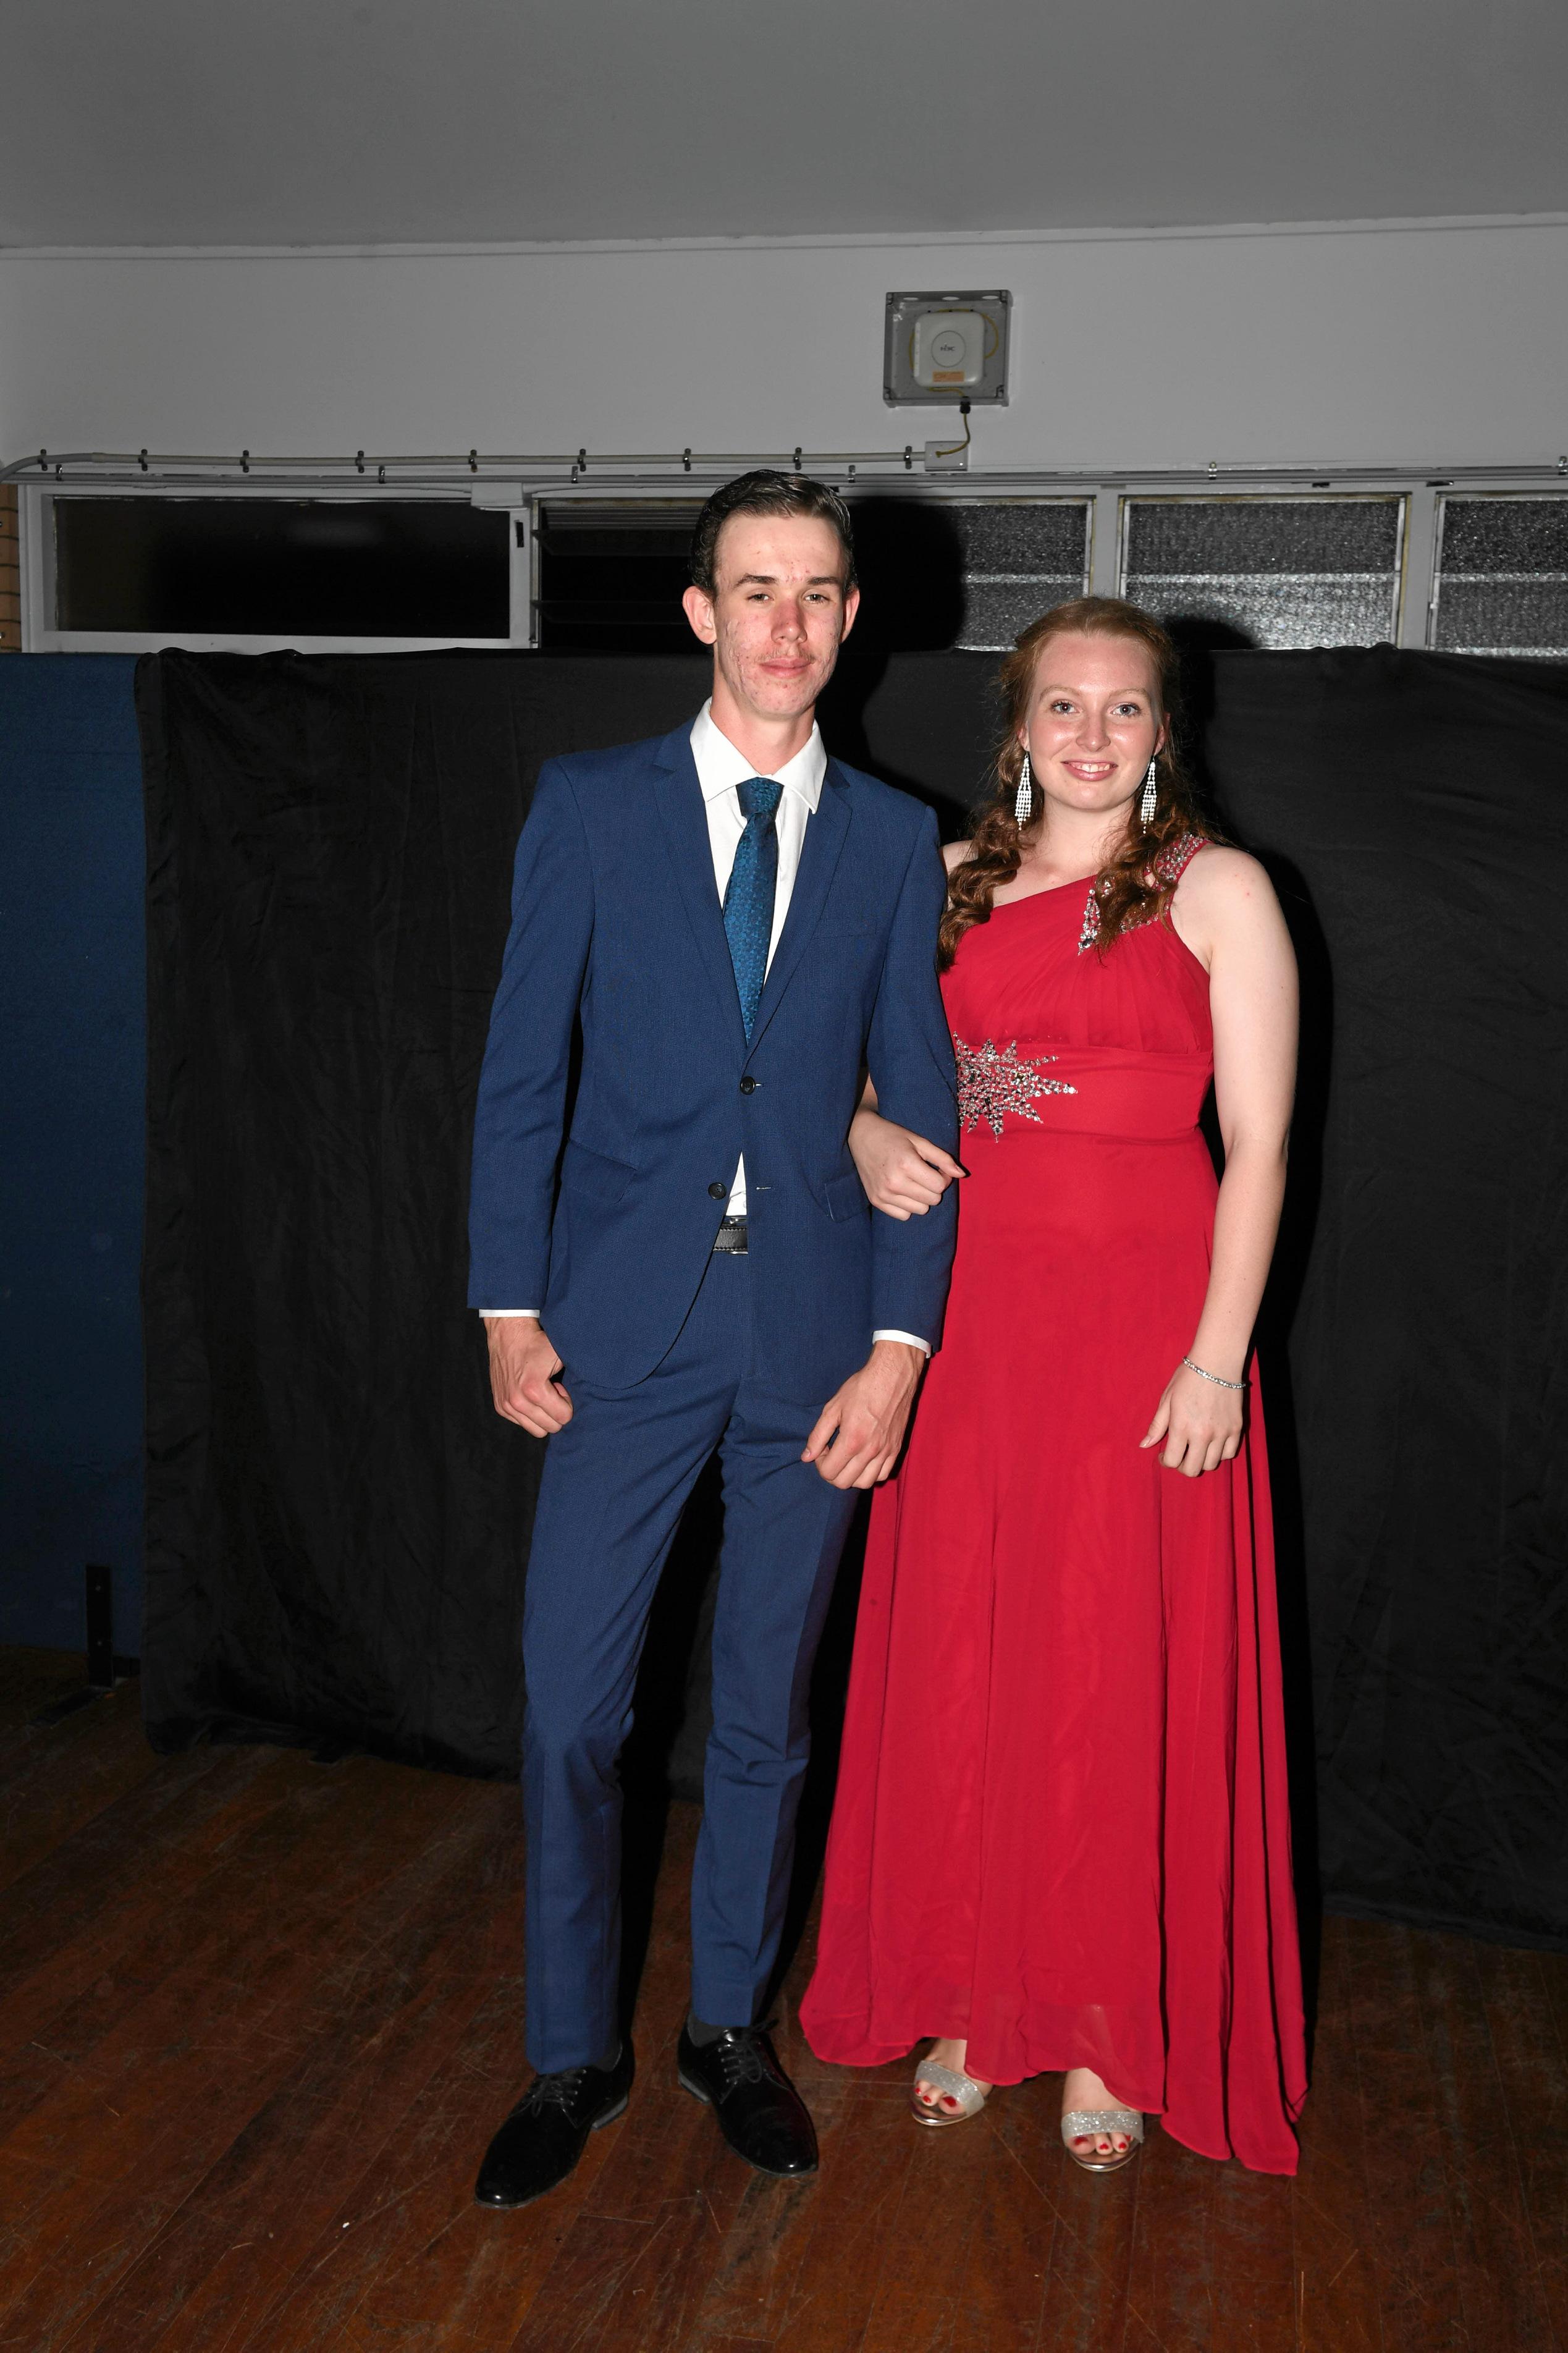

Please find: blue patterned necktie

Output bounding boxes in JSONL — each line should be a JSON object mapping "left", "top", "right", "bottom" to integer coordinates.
{"left": 722, "top": 777, "right": 783, "bottom": 1041}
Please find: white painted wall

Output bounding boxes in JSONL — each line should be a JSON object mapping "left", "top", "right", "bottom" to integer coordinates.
{"left": 1, "top": 219, "right": 1564, "bottom": 475}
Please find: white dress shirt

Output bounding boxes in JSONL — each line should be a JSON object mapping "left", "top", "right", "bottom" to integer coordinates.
{"left": 691, "top": 698, "right": 822, "bottom": 1217}
{"left": 484, "top": 701, "right": 928, "bottom": 1351}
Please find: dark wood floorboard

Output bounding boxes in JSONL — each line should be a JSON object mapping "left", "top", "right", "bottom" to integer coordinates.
{"left": 1483, "top": 1945, "right": 1568, "bottom": 2339}
{"left": 2, "top": 1646, "right": 1564, "bottom": 2353}
{"left": 0, "top": 1653, "right": 169, "bottom": 1898}
{"left": 0, "top": 1649, "right": 85, "bottom": 1736}
{"left": 1288, "top": 1907, "right": 1379, "bottom": 2353}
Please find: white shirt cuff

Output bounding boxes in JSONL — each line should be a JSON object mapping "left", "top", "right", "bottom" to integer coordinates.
{"left": 479, "top": 1308, "right": 539, "bottom": 1318}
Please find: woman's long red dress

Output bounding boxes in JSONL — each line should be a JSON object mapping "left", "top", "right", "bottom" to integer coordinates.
{"left": 800, "top": 847, "right": 1307, "bottom": 2174}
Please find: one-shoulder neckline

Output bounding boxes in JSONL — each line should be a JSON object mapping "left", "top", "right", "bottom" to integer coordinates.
{"left": 988, "top": 876, "right": 1097, "bottom": 911}
{"left": 958, "top": 842, "right": 1215, "bottom": 982}
{"left": 984, "top": 838, "right": 1209, "bottom": 915}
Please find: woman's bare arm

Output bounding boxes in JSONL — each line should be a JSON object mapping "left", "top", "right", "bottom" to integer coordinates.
{"left": 848, "top": 840, "right": 971, "bottom": 1215}
{"left": 1143, "top": 848, "right": 1298, "bottom": 1475}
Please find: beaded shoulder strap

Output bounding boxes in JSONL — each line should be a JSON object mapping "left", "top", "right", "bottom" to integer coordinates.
{"left": 1152, "top": 832, "right": 1208, "bottom": 887}
{"left": 1077, "top": 834, "right": 1208, "bottom": 953}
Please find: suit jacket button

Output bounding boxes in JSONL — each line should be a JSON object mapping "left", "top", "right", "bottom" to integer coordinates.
{"left": 708, "top": 1181, "right": 728, "bottom": 1199}
{"left": 739, "top": 1076, "right": 758, "bottom": 1094}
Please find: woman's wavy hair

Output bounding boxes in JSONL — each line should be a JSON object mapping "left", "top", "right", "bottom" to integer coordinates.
{"left": 938, "top": 596, "right": 1220, "bottom": 970}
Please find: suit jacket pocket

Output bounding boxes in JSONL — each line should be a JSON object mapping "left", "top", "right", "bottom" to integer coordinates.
{"left": 560, "top": 1138, "right": 637, "bottom": 1205}
{"left": 820, "top": 1167, "right": 870, "bottom": 1222}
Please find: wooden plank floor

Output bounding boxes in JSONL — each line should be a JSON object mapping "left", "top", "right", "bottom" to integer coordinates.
{"left": 1, "top": 1646, "right": 1564, "bottom": 2353}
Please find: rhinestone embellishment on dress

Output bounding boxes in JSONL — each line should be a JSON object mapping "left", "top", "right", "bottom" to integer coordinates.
{"left": 954, "top": 1037, "right": 1077, "bottom": 1137}
{"left": 1077, "top": 833, "right": 1207, "bottom": 953}
{"left": 1077, "top": 883, "right": 1108, "bottom": 952}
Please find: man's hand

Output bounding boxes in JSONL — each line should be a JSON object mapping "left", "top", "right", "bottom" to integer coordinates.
{"left": 484, "top": 1317, "right": 573, "bottom": 1437}
{"left": 802, "top": 1340, "right": 925, "bottom": 1489}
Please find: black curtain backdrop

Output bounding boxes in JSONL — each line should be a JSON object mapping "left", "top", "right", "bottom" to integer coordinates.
{"left": 137, "top": 644, "right": 1568, "bottom": 1946}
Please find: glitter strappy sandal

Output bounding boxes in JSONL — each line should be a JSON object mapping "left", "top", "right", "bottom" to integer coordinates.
{"left": 911, "top": 2055, "right": 989, "bottom": 2127}
{"left": 1060, "top": 2104, "right": 1144, "bottom": 2173}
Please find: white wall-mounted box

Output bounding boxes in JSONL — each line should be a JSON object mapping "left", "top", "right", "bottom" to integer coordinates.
{"left": 885, "top": 290, "right": 1011, "bottom": 406}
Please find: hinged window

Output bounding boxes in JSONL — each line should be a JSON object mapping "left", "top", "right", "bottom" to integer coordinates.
{"left": 1430, "top": 496, "right": 1568, "bottom": 657}
{"left": 1119, "top": 496, "right": 1406, "bottom": 649}
{"left": 38, "top": 494, "right": 521, "bottom": 651}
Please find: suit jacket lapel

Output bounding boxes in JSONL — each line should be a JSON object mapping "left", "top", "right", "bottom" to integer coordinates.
{"left": 747, "top": 762, "right": 852, "bottom": 1057}
{"left": 652, "top": 728, "right": 748, "bottom": 1051}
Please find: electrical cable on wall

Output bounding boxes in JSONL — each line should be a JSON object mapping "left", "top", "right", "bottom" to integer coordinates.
{"left": 930, "top": 398, "right": 973, "bottom": 462}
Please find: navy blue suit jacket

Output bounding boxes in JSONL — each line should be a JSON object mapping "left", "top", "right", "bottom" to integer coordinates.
{"left": 467, "top": 721, "right": 958, "bottom": 1401}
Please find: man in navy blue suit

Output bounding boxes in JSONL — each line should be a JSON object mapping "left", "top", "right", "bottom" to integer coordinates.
{"left": 467, "top": 472, "right": 957, "bottom": 2206}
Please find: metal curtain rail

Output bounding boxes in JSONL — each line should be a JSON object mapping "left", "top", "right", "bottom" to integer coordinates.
{"left": 4, "top": 447, "right": 1568, "bottom": 489}
{"left": 3, "top": 445, "right": 928, "bottom": 486}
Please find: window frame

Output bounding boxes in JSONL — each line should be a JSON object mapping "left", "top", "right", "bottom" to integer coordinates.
{"left": 528, "top": 487, "right": 1095, "bottom": 655}
{"left": 529, "top": 494, "right": 706, "bottom": 652}
{"left": 15, "top": 474, "right": 1567, "bottom": 657}
{"left": 1115, "top": 489, "right": 1410, "bottom": 651}
{"left": 1428, "top": 491, "right": 1568, "bottom": 658}
{"left": 20, "top": 481, "right": 533, "bottom": 654}
{"left": 883, "top": 491, "right": 1093, "bottom": 653}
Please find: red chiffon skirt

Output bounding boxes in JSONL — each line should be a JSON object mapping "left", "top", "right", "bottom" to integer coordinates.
{"left": 801, "top": 1068, "right": 1307, "bottom": 2174}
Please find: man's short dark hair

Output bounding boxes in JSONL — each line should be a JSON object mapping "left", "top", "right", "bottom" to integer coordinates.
{"left": 689, "top": 470, "right": 857, "bottom": 599}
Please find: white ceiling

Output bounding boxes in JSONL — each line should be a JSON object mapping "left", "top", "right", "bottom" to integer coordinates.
{"left": 4, "top": 0, "right": 1566, "bottom": 249}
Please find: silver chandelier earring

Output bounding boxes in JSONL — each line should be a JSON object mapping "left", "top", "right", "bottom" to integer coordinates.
{"left": 1014, "top": 751, "right": 1034, "bottom": 828}
{"left": 1139, "top": 756, "right": 1158, "bottom": 829}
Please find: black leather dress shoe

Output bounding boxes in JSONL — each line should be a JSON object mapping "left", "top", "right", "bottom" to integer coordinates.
{"left": 474, "top": 2042, "right": 634, "bottom": 2210}
{"left": 677, "top": 2025, "right": 819, "bottom": 2178}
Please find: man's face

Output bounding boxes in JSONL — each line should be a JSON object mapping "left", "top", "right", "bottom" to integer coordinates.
{"left": 682, "top": 513, "right": 859, "bottom": 724}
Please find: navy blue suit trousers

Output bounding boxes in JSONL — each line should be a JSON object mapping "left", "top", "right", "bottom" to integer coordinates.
{"left": 522, "top": 1248, "right": 859, "bottom": 2068}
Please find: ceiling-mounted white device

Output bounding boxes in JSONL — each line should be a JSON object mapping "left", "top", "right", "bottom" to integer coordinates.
{"left": 884, "top": 290, "right": 1011, "bottom": 406}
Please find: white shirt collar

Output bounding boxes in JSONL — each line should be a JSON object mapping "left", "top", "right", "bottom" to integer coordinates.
{"left": 690, "top": 701, "right": 827, "bottom": 813}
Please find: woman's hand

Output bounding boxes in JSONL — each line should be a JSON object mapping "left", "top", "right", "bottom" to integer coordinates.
{"left": 1140, "top": 1361, "right": 1244, "bottom": 1477}
{"left": 848, "top": 1108, "right": 965, "bottom": 1220}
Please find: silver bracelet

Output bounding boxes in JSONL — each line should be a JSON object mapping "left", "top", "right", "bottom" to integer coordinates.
{"left": 1182, "top": 1354, "right": 1250, "bottom": 1392}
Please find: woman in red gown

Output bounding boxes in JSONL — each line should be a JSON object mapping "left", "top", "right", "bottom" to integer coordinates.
{"left": 800, "top": 598, "right": 1307, "bottom": 2174}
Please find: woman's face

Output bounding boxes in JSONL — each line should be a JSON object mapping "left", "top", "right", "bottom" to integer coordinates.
{"left": 1020, "top": 632, "right": 1168, "bottom": 824}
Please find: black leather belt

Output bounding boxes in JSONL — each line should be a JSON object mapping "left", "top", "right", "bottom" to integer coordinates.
{"left": 711, "top": 1216, "right": 748, "bottom": 1254}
